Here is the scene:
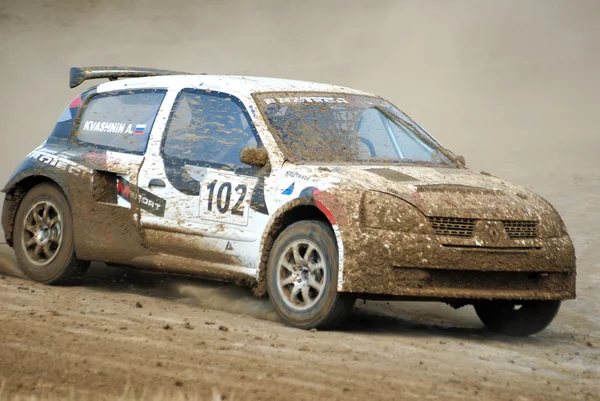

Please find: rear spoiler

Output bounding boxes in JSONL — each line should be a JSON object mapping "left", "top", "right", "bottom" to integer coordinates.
{"left": 69, "top": 66, "right": 196, "bottom": 88}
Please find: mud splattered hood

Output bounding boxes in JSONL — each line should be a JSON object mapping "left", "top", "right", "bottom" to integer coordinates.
{"left": 311, "top": 165, "right": 554, "bottom": 221}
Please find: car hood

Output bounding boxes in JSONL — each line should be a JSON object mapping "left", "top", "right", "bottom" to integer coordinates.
{"left": 309, "top": 165, "right": 549, "bottom": 220}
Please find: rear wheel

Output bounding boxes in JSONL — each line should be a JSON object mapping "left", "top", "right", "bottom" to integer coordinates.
{"left": 474, "top": 300, "right": 561, "bottom": 336}
{"left": 13, "top": 183, "right": 89, "bottom": 284}
{"left": 267, "top": 220, "right": 355, "bottom": 329}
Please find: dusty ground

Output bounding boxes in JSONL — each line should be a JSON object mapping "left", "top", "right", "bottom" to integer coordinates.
{"left": 1, "top": 0, "right": 599, "bottom": 400}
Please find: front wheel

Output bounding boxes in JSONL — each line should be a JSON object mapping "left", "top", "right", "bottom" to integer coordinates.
{"left": 474, "top": 300, "right": 561, "bottom": 336}
{"left": 13, "top": 183, "right": 89, "bottom": 284}
{"left": 267, "top": 220, "right": 355, "bottom": 330}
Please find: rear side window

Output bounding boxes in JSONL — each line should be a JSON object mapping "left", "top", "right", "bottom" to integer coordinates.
{"left": 75, "top": 89, "right": 166, "bottom": 154}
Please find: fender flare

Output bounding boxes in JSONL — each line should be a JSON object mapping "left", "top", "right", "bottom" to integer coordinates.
{"left": 253, "top": 193, "right": 345, "bottom": 296}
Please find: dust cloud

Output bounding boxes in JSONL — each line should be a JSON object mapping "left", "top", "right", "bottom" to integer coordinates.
{"left": 175, "top": 282, "right": 279, "bottom": 322}
{"left": 0, "top": 0, "right": 598, "bottom": 326}
{"left": 0, "top": 246, "right": 21, "bottom": 278}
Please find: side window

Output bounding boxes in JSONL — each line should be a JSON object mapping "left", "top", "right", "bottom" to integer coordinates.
{"left": 388, "top": 118, "right": 434, "bottom": 161}
{"left": 357, "top": 108, "right": 434, "bottom": 162}
{"left": 358, "top": 108, "right": 398, "bottom": 159}
{"left": 75, "top": 90, "right": 166, "bottom": 154}
{"left": 163, "top": 90, "right": 260, "bottom": 170}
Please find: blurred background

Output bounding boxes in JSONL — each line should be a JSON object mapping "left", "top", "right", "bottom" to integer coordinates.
{"left": 1, "top": 0, "right": 598, "bottom": 182}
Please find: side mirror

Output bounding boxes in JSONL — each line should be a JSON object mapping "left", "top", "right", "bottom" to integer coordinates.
{"left": 455, "top": 155, "right": 466, "bottom": 167}
{"left": 240, "top": 147, "right": 269, "bottom": 167}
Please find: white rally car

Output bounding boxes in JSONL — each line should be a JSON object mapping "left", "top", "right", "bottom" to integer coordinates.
{"left": 1, "top": 67, "right": 576, "bottom": 335}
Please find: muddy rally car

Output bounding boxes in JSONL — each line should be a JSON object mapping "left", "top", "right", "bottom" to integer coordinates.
{"left": 1, "top": 67, "right": 576, "bottom": 335}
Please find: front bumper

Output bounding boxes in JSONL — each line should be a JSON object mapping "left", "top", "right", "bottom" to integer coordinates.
{"left": 339, "top": 228, "right": 576, "bottom": 300}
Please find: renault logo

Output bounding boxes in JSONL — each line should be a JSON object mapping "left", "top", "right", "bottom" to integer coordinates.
{"left": 488, "top": 226, "right": 501, "bottom": 243}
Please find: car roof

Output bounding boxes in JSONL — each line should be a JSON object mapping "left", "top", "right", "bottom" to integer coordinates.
{"left": 96, "top": 74, "right": 376, "bottom": 98}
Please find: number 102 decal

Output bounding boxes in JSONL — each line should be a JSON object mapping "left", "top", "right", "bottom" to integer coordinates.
{"left": 199, "top": 171, "right": 258, "bottom": 226}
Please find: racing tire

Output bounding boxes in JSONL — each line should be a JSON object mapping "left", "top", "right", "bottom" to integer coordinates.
{"left": 13, "top": 182, "right": 89, "bottom": 284}
{"left": 267, "top": 220, "right": 355, "bottom": 330}
{"left": 474, "top": 300, "right": 561, "bottom": 336}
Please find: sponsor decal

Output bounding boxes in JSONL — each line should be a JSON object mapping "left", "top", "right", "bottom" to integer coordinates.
{"left": 281, "top": 182, "right": 295, "bottom": 195}
{"left": 134, "top": 124, "right": 146, "bottom": 135}
{"left": 82, "top": 120, "right": 129, "bottom": 134}
{"left": 29, "top": 150, "right": 92, "bottom": 178}
{"left": 263, "top": 97, "right": 348, "bottom": 105}
{"left": 285, "top": 171, "right": 310, "bottom": 181}
{"left": 284, "top": 171, "right": 322, "bottom": 183}
{"left": 81, "top": 121, "right": 149, "bottom": 135}
{"left": 117, "top": 176, "right": 166, "bottom": 217}
{"left": 225, "top": 241, "right": 234, "bottom": 251}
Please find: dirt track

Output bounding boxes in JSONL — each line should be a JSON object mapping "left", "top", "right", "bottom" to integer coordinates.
{"left": 1, "top": 234, "right": 598, "bottom": 401}
{"left": 1, "top": 0, "right": 599, "bottom": 400}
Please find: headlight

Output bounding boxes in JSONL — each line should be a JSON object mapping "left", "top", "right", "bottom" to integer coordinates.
{"left": 361, "top": 191, "right": 431, "bottom": 233}
{"left": 536, "top": 197, "right": 569, "bottom": 238}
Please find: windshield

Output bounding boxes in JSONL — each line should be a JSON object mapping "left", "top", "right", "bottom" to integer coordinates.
{"left": 254, "top": 92, "right": 453, "bottom": 166}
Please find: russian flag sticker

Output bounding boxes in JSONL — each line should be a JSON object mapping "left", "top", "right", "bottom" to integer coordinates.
{"left": 134, "top": 124, "right": 146, "bottom": 135}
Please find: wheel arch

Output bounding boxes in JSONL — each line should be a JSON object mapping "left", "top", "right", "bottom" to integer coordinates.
{"left": 2, "top": 175, "right": 67, "bottom": 247}
{"left": 253, "top": 198, "right": 343, "bottom": 297}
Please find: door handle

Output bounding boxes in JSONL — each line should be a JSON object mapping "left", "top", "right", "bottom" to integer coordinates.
{"left": 149, "top": 178, "right": 166, "bottom": 188}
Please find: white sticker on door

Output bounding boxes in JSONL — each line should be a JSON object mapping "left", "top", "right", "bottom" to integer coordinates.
{"left": 199, "top": 171, "right": 258, "bottom": 226}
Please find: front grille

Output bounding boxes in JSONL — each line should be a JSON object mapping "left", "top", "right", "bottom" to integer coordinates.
{"left": 502, "top": 220, "right": 538, "bottom": 239}
{"left": 428, "top": 217, "right": 539, "bottom": 239}
{"left": 428, "top": 217, "right": 476, "bottom": 237}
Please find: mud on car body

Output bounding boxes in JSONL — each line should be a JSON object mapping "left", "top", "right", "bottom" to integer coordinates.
{"left": 2, "top": 66, "right": 576, "bottom": 336}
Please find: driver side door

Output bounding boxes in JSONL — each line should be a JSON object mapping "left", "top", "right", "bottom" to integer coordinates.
{"left": 136, "top": 88, "right": 271, "bottom": 271}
